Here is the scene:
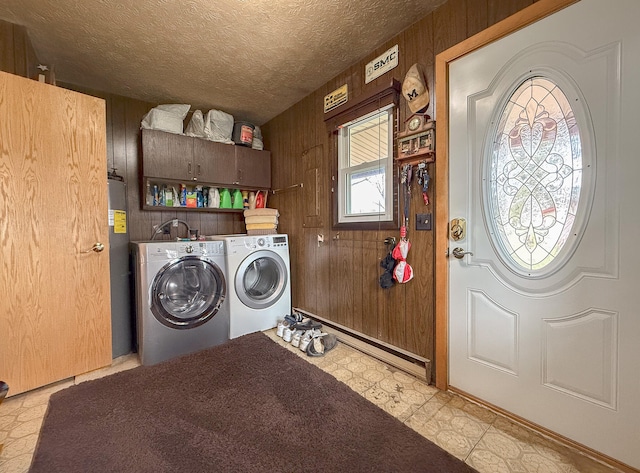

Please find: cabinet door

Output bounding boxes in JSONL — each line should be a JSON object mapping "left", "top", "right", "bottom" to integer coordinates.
{"left": 142, "top": 129, "right": 193, "bottom": 180}
{"left": 192, "top": 138, "right": 237, "bottom": 185}
{"left": 235, "top": 147, "right": 271, "bottom": 188}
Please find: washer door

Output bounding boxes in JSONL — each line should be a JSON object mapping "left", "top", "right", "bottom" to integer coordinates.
{"left": 235, "top": 250, "right": 287, "bottom": 310}
{"left": 151, "top": 256, "right": 226, "bottom": 329}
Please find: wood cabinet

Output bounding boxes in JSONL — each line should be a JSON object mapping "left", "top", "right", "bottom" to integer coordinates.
{"left": 192, "top": 137, "right": 236, "bottom": 184}
{"left": 141, "top": 129, "right": 193, "bottom": 180}
{"left": 235, "top": 146, "right": 272, "bottom": 188}
{"left": 142, "top": 128, "right": 271, "bottom": 189}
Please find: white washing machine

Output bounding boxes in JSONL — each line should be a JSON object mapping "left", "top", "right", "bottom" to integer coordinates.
{"left": 132, "top": 240, "right": 229, "bottom": 365}
{"left": 211, "top": 234, "right": 291, "bottom": 339}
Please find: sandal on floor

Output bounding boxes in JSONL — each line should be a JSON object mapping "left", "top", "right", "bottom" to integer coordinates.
{"left": 306, "top": 333, "right": 338, "bottom": 357}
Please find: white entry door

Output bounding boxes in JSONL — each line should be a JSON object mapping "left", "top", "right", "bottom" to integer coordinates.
{"left": 448, "top": 0, "right": 640, "bottom": 468}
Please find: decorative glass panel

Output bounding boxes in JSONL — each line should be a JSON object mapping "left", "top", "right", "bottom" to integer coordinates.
{"left": 489, "top": 77, "right": 582, "bottom": 272}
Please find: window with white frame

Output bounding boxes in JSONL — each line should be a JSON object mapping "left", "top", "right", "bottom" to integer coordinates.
{"left": 337, "top": 104, "right": 394, "bottom": 224}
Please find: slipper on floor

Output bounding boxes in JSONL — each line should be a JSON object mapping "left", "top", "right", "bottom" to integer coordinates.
{"left": 284, "top": 313, "right": 304, "bottom": 326}
{"left": 292, "top": 319, "right": 322, "bottom": 331}
{"left": 306, "top": 333, "right": 338, "bottom": 357}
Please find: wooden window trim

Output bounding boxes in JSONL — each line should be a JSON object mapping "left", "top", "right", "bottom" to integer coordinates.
{"left": 327, "top": 80, "right": 401, "bottom": 231}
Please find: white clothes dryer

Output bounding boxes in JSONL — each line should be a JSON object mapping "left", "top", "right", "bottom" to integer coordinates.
{"left": 211, "top": 234, "right": 291, "bottom": 339}
{"left": 132, "top": 241, "right": 229, "bottom": 365}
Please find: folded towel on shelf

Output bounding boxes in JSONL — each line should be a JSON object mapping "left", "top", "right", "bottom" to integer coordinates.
{"left": 244, "top": 215, "right": 279, "bottom": 225}
{"left": 245, "top": 223, "right": 278, "bottom": 230}
{"left": 243, "top": 208, "right": 279, "bottom": 218}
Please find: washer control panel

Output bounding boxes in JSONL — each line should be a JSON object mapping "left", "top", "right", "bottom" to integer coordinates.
{"left": 146, "top": 241, "right": 225, "bottom": 261}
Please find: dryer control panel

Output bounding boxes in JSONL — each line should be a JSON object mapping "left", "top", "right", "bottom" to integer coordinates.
{"left": 230, "top": 234, "right": 289, "bottom": 250}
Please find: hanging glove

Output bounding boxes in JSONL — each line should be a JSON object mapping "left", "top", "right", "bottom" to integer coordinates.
{"left": 379, "top": 253, "right": 396, "bottom": 289}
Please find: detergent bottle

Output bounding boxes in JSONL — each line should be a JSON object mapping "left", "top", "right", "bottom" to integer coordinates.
{"left": 208, "top": 188, "right": 220, "bottom": 208}
{"left": 255, "top": 190, "right": 265, "bottom": 208}
{"left": 219, "top": 188, "right": 232, "bottom": 209}
{"left": 232, "top": 188, "right": 244, "bottom": 209}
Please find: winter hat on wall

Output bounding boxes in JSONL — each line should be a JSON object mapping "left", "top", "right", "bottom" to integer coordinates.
{"left": 402, "top": 63, "right": 430, "bottom": 114}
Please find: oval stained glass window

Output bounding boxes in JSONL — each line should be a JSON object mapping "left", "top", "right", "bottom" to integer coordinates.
{"left": 489, "top": 77, "right": 583, "bottom": 273}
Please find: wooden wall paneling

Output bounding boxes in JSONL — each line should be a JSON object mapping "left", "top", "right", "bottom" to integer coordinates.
{"left": 198, "top": 213, "right": 217, "bottom": 237}
{"left": 11, "top": 24, "right": 27, "bottom": 78}
{"left": 376, "top": 273, "right": 394, "bottom": 344}
{"left": 0, "top": 20, "right": 39, "bottom": 79}
{"left": 434, "top": 0, "right": 469, "bottom": 55}
{"left": 180, "top": 208, "right": 201, "bottom": 239}
{"left": 291, "top": 103, "right": 307, "bottom": 308}
{"left": 0, "top": 20, "right": 16, "bottom": 74}
{"left": 103, "top": 94, "right": 115, "bottom": 170}
{"left": 216, "top": 214, "right": 239, "bottom": 236}
{"left": 24, "top": 30, "right": 38, "bottom": 80}
{"left": 404, "top": 171, "right": 434, "bottom": 358}
{"left": 328, "top": 237, "right": 345, "bottom": 326}
{"left": 265, "top": 0, "right": 546, "bottom": 367}
{"left": 302, "top": 145, "right": 323, "bottom": 229}
{"left": 361, "top": 240, "right": 381, "bottom": 338}
{"left": 299, "top": 228, "right": 317, "bottom": 312}
{"left": 388, "top": 268, "right": 407, "bottom": 348}
{"left": 467, "top": 1, "right": 490, "bottom": 37}
{"left": 335, "top": 237, "right": 353, "bottom": 330}
{"left": 350, "top": 235, "right": 364, "bottom": 333}
{"left": 123, "top": 97, "right": 156, "bottom": 241}
{"left": 110, "top": 96, "right": 129, "bottom": 185}
{"left": 488, "top": 0, "right": 536, "bottom": 25}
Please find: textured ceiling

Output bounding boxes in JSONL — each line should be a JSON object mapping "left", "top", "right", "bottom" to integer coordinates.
{"left": 0, "top": 0, "right": 445, "bottom": 124}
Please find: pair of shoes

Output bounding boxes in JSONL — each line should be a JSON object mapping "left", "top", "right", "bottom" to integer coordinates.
{"left": 282, "top": 327, "right": 294, "bottom": 343}
{"left": 299, "top": 328, "right": 322, "bottom": 352}
{"left": 306, "top": 333, "right": 338, "bottom": 357}
{"left": 291, "top": 329, "right": 305, "bottom": 348}
{"left": 276, "top": 320, "right": 289, "bottom": 338}
{"left": 284, "top": 312, "right": 304, "bottom": 326}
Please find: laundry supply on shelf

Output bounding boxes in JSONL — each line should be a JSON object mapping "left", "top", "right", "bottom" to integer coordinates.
{"left": 243, "top": 208, "right": 279, "bottom": 218}
{"left": 244, "top": 215, "right": 279, "bottom": 225}
{"left": 245, "top": 223, "right": 277, "bottom": 230}
{"left": 141, "top": 104, "right": 190, "bottom": 134}
{"left": 243, "top": 207, "right": 279, "bottom": 235}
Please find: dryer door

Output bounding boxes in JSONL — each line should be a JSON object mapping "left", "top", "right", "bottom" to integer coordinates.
{"left": 151, "top": 256, "right": 226, "bottom": 329}
{"left": 235, "top": 250, "right": 288, "bottom": 310}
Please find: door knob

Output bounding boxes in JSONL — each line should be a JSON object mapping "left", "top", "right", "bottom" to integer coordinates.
{"left": 451, "top": 247, "right": 473, "bottom": 259}
{"left": 82, "top": 242, "right": 105, "bottom": 253}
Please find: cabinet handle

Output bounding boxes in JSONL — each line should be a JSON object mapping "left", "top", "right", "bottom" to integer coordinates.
{"left": 188, "top": 162, "right": 192, "bottom": 174}
{"left": 197, "top": 164, "right": 201, "bottom": 175}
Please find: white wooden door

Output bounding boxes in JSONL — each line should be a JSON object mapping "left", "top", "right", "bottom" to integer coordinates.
{"left": 448, "top": 0, "right": 639, "bottom": 468}
{"left": 0, "top": 71, "right": 112, "bottom": 395}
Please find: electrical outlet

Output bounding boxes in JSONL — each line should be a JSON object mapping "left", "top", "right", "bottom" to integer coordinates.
{"left": 416, "top": 213, "right": 432, "bottom": 231}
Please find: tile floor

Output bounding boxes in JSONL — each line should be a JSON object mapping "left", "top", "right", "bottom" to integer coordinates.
{"left": 0, "top": 331, "right": 623, "bottom": 473}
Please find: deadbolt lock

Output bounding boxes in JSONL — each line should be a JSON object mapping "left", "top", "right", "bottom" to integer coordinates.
{"left": 450, "top": 218, "right": 466, "bottom": 241}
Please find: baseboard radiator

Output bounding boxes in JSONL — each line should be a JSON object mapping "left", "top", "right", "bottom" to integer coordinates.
{"left": 294, "top": 308, "right": 432, "bottom": 383}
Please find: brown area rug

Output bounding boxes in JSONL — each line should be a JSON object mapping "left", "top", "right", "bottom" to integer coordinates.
{"left": 30, "top": 333, "right": 476, "bottom": 473}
